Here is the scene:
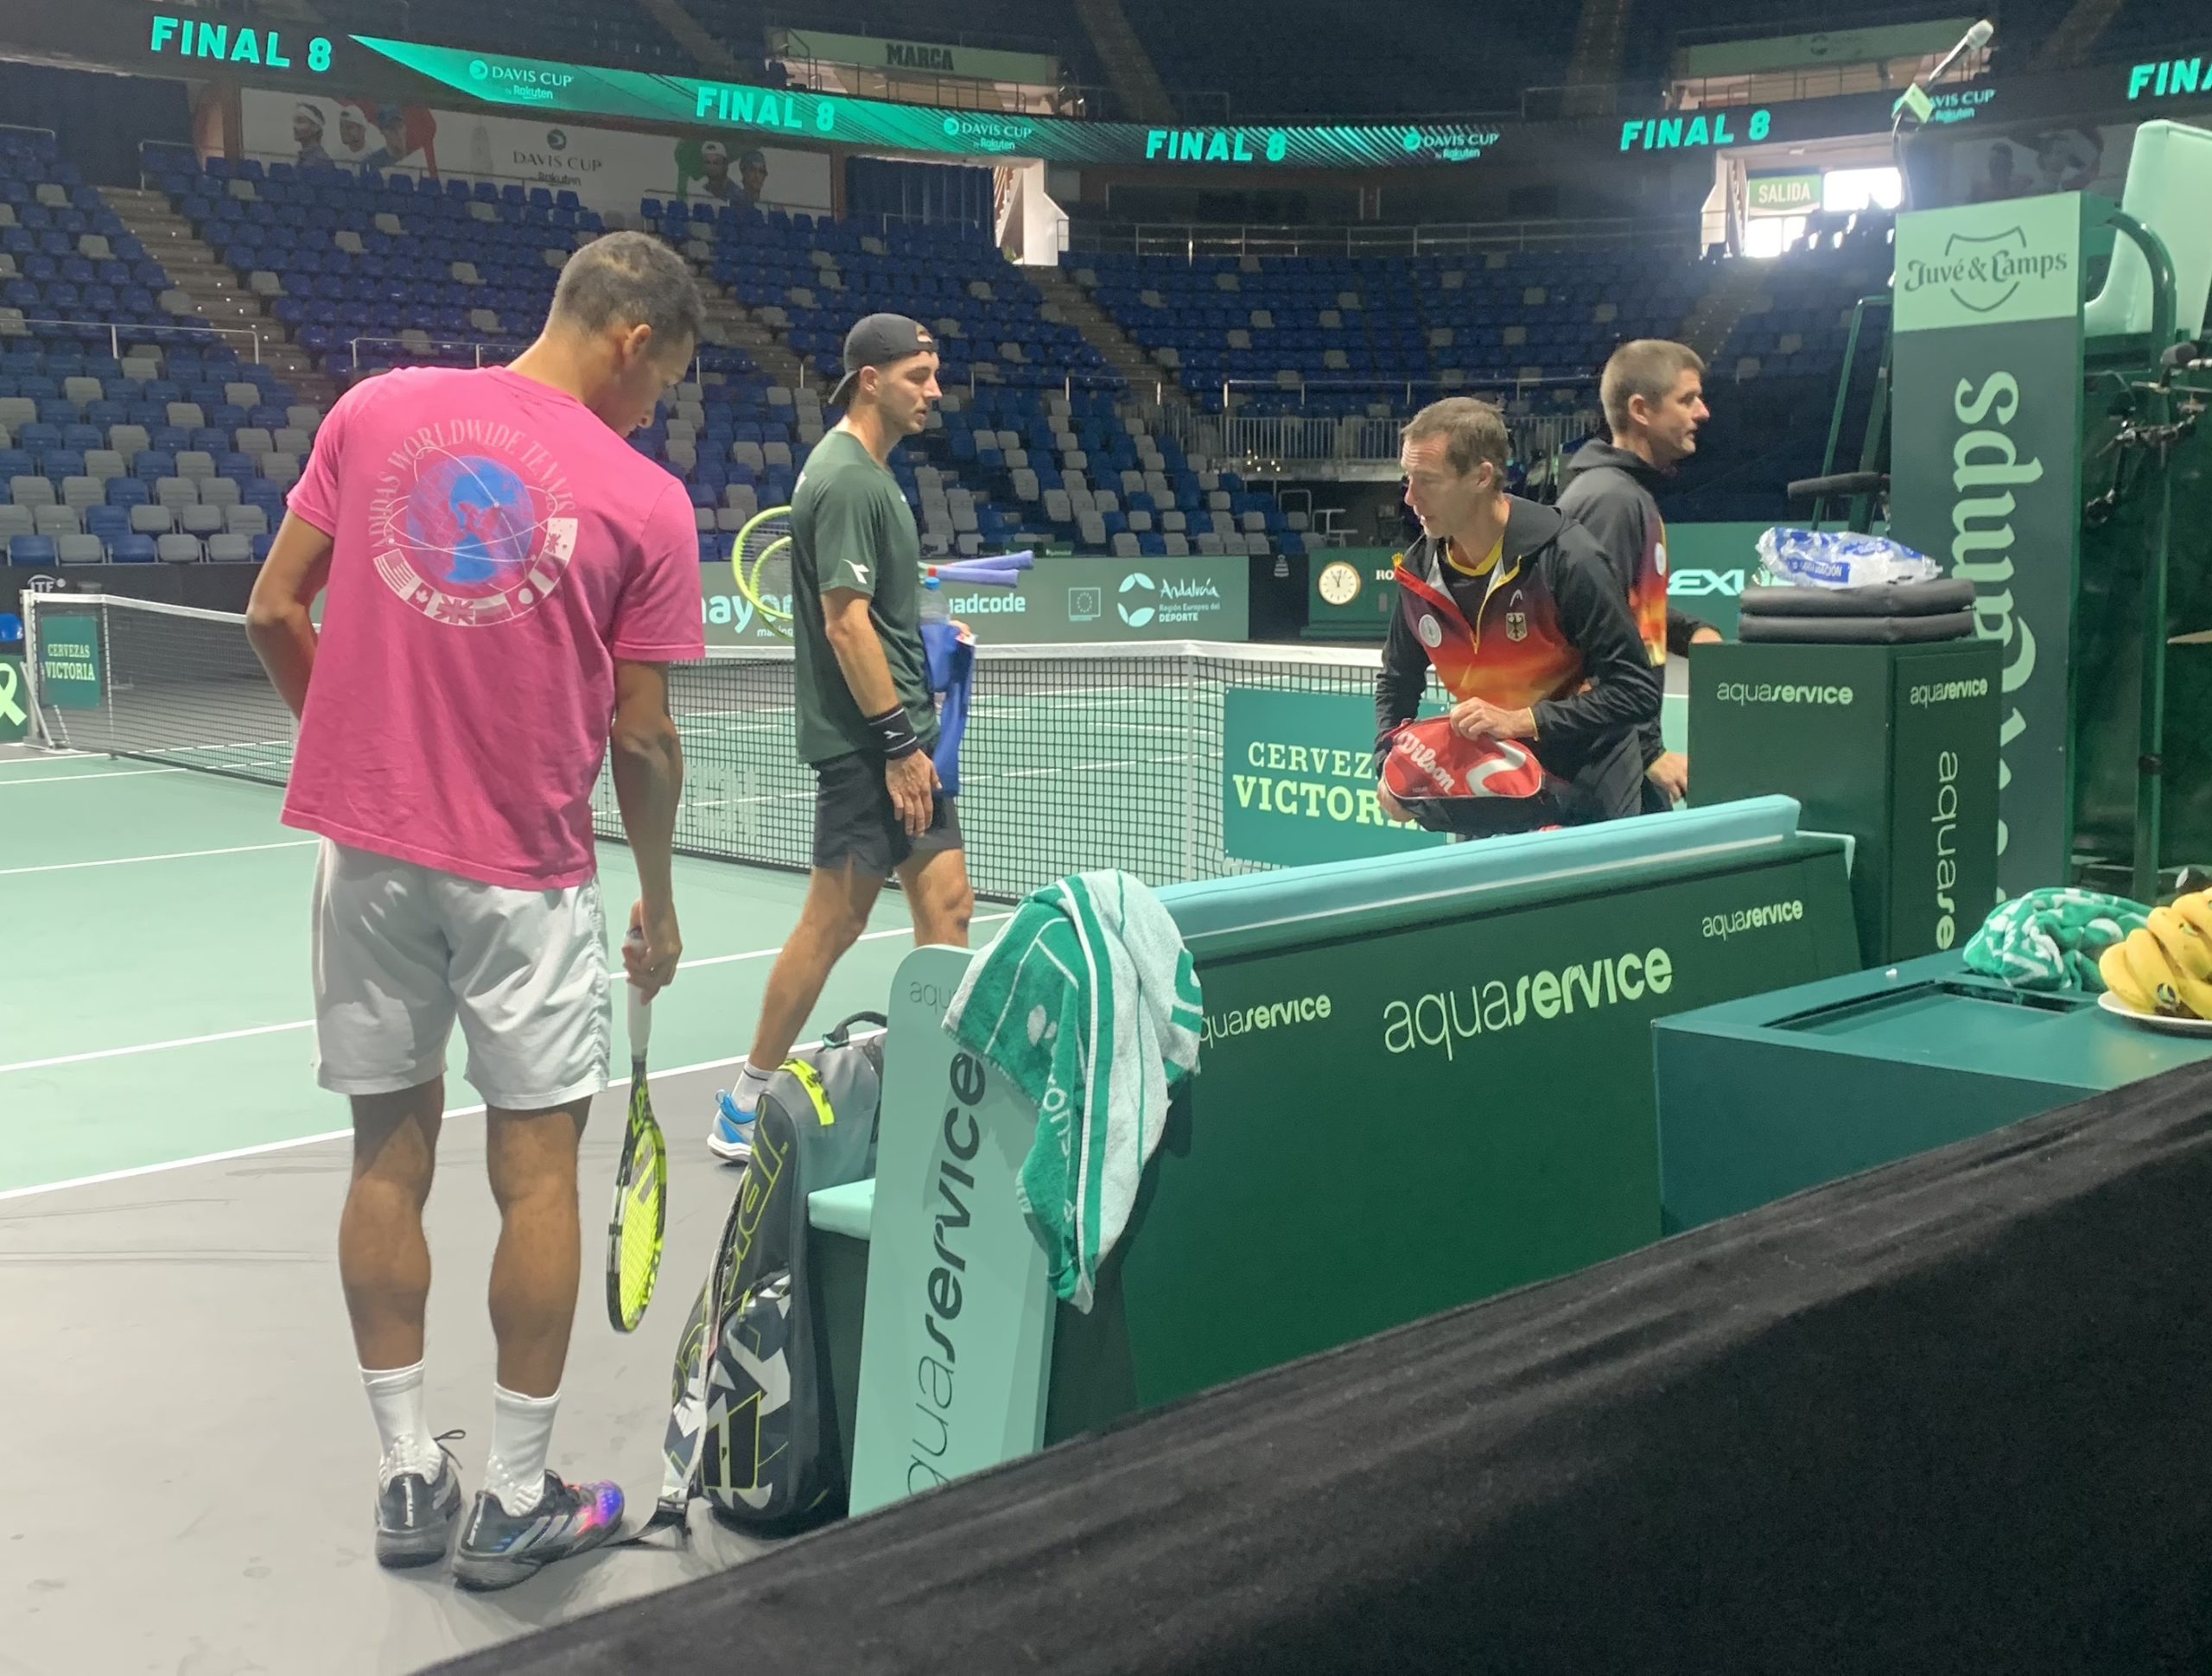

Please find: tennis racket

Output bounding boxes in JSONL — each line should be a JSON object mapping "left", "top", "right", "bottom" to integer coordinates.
{"left": 731, "top": 505, "right": 795, "bottom": 639}
{"left": 605, "top": 930, "right": 667, "bottom": 1333}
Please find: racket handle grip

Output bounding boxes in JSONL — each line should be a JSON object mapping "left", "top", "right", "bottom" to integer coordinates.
{"left": 624, "top": 928, "right": 652, "bottom": 1052}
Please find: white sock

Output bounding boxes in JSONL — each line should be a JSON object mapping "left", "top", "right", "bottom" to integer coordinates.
{"left": 734, "top": 1063, "right": 772, "bottom": 1110}
{"left": 361, "top": 1362, "right": 440, "bottom": 1488}
{"left": 484, "top": 1385, "right": 560, "bottom": 1515}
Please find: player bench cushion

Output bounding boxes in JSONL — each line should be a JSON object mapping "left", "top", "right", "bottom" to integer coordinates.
{"left": 1155, "top": 796, "right": 1808, "bottom": 945}
{"left": 810, "top": 1178, "right": 877, "bottom": 1241}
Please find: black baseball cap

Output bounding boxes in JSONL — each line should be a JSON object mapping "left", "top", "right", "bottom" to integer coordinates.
{"left": 830, "top": 314, "right": 937, "bottom": 409}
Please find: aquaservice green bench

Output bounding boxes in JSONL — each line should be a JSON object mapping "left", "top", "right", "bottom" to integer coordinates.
{"left": 800, "top": 796, "right": 1861, "bottom": 1514}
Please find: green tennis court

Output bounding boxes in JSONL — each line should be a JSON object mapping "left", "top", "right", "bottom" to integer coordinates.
{"left": 0, "top": 743, "right": 965, "bottom": 1197}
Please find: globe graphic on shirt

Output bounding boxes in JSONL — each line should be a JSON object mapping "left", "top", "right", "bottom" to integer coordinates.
{"left": 402, "top": 454, "right": 540, "bottom": 590}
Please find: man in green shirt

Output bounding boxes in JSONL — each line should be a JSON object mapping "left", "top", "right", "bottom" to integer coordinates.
{"left": 711, "top": 314, "right": 976, "bottom": 1160}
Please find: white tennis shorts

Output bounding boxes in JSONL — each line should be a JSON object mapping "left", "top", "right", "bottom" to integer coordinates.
{"left": 310, "top": 840, "right": 613, "bottom": 1111}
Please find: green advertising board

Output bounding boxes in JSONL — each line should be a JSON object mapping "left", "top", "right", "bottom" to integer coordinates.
{"left": 35, "top": 614, "right": 103, "bottom": 711}
{"left": 0, "top": 654, "right": 28, "bottom": 745}
{"left": 1887, "top": 192, "right": 2085, "bottom": 898}
{"left": 1059, "top": 831, "right": 1861, "bottom": 1414}
{"left": 772, "top": 27, "right": 1060, "bottom": 88}
{"left": 839, "top": 814, "right": 1859, "bottom": 1504}
{"left": 847, "top": 946, "right": 1057, "bottom": 1518}
{"left": 1223, "top": 687, "right": 1446, "bottom": 865}
{"left": 350, "top": 36, "right": 1506, "bottom": 167}
{"left": 1664, "top": 522, "right": 1768, "bottom": 642}
{"left": 703, "top": 556, "right": 1250, "bottom": 649}
{"left": 1747, "top": 172, "right": 1821, "bottom": 214}
{"left": 1308, "top": 530, "right": 1764, "bottom": 644}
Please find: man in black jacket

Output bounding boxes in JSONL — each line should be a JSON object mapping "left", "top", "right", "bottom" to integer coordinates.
{"left": 1556, "top": 340, "right": 1720, "bottom": 807}
{"left": 1376, "top": 397, "right": 1662, "bottom": 828}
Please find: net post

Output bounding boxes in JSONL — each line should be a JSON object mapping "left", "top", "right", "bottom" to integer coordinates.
{"left": 97, "top": 594, "right": 117, "bottom": 756}
{"left": 22, "top": 591, "right": 43, "bottom": 749}
{"left": 1181, "top": 647, "right": 1198, "bottom": 883}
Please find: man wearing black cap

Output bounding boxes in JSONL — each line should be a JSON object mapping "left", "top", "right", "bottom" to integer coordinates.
{"left": 709, "top": 314, "right": 976, "bottom": 1160}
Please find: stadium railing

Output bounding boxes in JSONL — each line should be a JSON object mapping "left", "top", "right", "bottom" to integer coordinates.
{"left": 1065, "top": 218, "right": 1696, "bottom": 260}
{"left": 0, "top": 316, "right": 276, "bottom": 364}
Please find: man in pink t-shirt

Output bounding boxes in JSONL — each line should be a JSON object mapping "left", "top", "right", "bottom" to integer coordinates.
{"left": 246, "top": 232, "right": 704, "bottom": 1591}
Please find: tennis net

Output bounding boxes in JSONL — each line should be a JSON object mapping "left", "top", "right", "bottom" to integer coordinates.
{"left": 24, "top": 591, "right": 1399, "bottom": 902}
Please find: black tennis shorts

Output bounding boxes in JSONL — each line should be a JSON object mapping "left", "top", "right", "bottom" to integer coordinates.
{"left": 812, "top": 750, "right": 963, "bottom": 877}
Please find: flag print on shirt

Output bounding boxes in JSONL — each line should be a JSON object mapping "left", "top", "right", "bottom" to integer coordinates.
{"left": 1394, "top": 555, "right": 1586, "bottom": 711}
{"left": 369, "top": 420, "right": 580, "bottom": 628}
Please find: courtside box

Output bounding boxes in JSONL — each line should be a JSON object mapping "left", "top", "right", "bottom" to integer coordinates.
{"left": 1655, "top": 953, "right": 2212, "bottom": 1233}
{"left": 1688, "top": 640, "right": 2001, "bottom": 967}
{"left": 836, "top": 797, "right": 1860, "bottom": 1514}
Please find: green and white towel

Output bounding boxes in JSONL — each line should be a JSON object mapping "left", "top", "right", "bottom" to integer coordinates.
{"left": 1961, "top": 888, "right": 2150, "bottom": 992}
{"left": 943, "top": 870, "right": 1203, "bottom": 1312}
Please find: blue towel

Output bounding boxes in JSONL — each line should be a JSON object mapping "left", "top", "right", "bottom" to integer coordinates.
{"left": 921, "top": 619, "right": 975, "bottom": 797}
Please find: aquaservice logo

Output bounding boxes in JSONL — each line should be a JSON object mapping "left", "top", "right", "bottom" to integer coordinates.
{"left": 1900, "top": 225, "right": 2070, "bottom": 317}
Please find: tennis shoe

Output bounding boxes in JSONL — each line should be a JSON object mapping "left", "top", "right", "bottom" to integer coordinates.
{"left": 375, "top": 1431, "right": 465, "bottom": 1570}
{"left": 452, "top": 1472, "right": 625, "bottom": 1591}
{"left": 708, "top": 1088, "right": 754, "bottom": 1165}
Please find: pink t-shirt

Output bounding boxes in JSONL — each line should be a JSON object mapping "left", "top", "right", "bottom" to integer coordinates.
{"left": 283, "top": 365, "right": 704, "bottom": 890}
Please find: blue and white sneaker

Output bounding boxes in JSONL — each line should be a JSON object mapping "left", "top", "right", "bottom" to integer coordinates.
{"left": 707, "top": 1088, "right": 754, "bottom": 1165}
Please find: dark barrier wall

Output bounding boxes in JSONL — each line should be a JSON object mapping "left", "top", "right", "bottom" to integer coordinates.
{"left": 434, "top": 1061, "right": 2212, "bottom": 1674}
{"left": 7, "top": 566, "right": 258, "bottom": 624}
{"left": 0, "top": 62, "right": 191, "bottom": 185}
{"left": 845, "top": 157, "right": 995, "bottom": 231}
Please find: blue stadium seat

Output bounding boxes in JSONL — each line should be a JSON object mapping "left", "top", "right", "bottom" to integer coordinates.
{"left": 83, "top": 505, "right": 127, "bottom": 549}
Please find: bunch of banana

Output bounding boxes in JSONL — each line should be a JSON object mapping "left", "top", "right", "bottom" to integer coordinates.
{"left": 2100, "top": 893, "right": 2212, "bottom": 1017}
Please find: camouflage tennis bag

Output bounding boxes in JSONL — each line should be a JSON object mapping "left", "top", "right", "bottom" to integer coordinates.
{"left": 645, "top": 1012, "right": 885, "bottom": 1537}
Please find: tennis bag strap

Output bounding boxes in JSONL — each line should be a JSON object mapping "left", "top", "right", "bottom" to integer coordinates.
{"left": 635, "top": 1014, "right": 887, "bottom": 1540}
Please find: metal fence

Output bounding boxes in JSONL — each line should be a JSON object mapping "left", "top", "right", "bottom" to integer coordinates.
{"left": 344, "top": 335, "right": 525, "bottom": 371}
{"left": 0, "top": 314, "right": 272, "bottom": 363}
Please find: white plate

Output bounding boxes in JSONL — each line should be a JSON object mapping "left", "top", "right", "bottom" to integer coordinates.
{"left": 2097, "top": 990, "right": 2212, "bottom": 1034}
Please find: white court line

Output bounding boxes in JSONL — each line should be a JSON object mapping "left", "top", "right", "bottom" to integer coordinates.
{"left": 0, "top": 751, "right": 98, "bottom": 770}
{"left": 0, "top": 840, "right": 317, "bottom": 878}
{"left": 0, "top": 1019, "right": 315, "bottom": 1076}
{"left": 678, "top": 912, "right": 1007, "bottom": 971}
{"left": 0, "top": 1049, "right": 754, "bottom": 1204}
{"left": 0, "top": 766, "right": 189, "bottom": 786}
{"left": 0, "top": 915, "right": 1009, "bottom": 1074}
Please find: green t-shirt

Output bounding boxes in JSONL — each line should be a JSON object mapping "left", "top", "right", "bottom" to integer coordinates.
{"left": 790, "top": 429, "right": 937, "bottom": 765}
